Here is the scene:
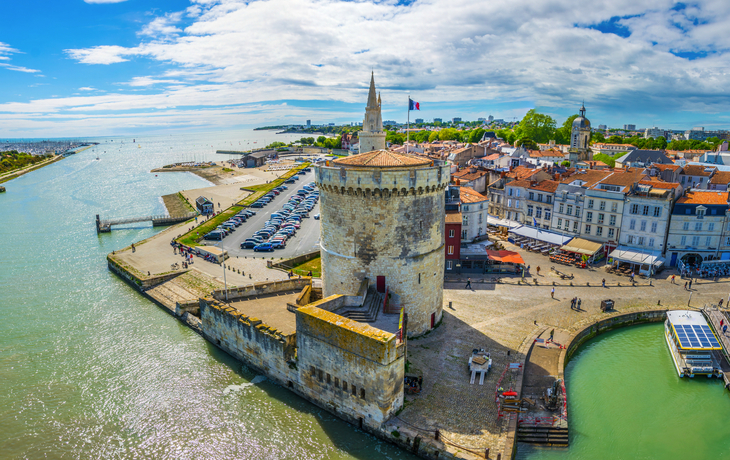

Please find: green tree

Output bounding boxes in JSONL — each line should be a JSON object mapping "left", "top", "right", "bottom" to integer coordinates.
{"left": 655, "top": 136, "right": 667, "bottom": 150}
{"left": 607, "top": 135, "right": 624, "bottom": 144}
{"left": 554, "top": 114, "right": 579, "bottom": 145}
{"left": 386, "top": 131, "right": 405, "bottom": 145}
{"left": 514, "top": 109, "right": 557, "bottom": 143}
{"left": 438, "top": 128, "right": 459, "bottom": 141}
{"left": 469, "top": 128, "right": 485, "bottom": 144}
{"left": 516, "top": 137, "right": 538, "bottom": 150}
{"left": 428, "top": 131, "right": 440, "bottom": 143}
{"left": 560, "top": 160, "right": 571, "bottom": 167}
{"left": 591, "top": 131, "right": 606, "bottom": 144}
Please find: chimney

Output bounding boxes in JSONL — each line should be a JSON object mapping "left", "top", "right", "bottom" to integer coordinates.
{"left": 554, "top": 173, "right": 559, "bottom": 181}
{"left": 501, "top": 171, "right": 506, "bottom": 178}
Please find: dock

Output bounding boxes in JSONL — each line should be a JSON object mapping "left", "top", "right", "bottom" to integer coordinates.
{"left": 96, "top": 212, "right": 197, "bottom": 233}
{"left": 702, "top": 307, "right": 730, "bottom": 389}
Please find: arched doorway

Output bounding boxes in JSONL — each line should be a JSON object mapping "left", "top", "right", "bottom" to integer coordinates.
{"left": 681, "top": 253, "right": 702, "bottom": 268}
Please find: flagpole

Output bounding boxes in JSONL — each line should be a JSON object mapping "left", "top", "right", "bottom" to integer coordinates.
{"left": 407, "top": 96, "right": 410, "bottom": 154}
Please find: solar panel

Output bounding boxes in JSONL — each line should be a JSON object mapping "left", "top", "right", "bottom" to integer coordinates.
{"left": 673, "top": 322, "right": 720, "bottom": 349}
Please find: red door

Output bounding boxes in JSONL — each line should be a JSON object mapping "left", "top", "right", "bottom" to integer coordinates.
{"left": 376, "top": 276, "right": 386, "bottom": 293}
{"left": 431, "top": 312, "right": 436, "bottom": 328}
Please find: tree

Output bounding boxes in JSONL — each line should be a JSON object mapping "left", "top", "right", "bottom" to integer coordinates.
{"left": 654, "top": 136, "right": 667, "bottom": 150}
{"left": 438, "top": 128, "right": 459, "bottom": 141}
{"left": 516, "top": 137, "right": 538, "bottom": 150}
{"left": 554, "top": 114, "right": 579, "bottom": 145}
{"left": 386, "top": 131, "right": 405, "bottom": 145}
{"left": 607, "top": 135, "right": 624, "bottom": 144}
{"left": 591, "top": 131, "right": 606, "bottom": 144}
{"left": 560, "top": 160, "right": 571, "bottom": 167}
{"left": 469, "top": 128, "right": 486, "bottom": 144}
{"left": 513, "top": 109, "right": 557, "bottom": 144}
{"left": 428, "top": 131, "right": 440, "bottom": 143}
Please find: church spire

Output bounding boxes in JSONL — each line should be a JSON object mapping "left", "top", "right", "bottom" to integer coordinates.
{"left": 367, "top": 71, "right": 378, "bottom": 109}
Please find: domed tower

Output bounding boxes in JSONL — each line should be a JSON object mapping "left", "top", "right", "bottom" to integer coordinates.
{"left": 358, "top": 72, "right": 386, "bottom": 154}
{"left": 568, "top": 103, "right": 592, "bottom": 164}
{"left": 314, "top": 150, "right": 450, "bottom": 337}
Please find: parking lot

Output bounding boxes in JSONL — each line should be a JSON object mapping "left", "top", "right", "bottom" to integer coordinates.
{"left": 215, "top": 169, "right": 321, "bottom": 258}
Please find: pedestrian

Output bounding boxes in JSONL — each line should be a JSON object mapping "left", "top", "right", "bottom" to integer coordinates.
{"left": 721, "top": 318, "right": 724, "bottom": 328}
{"left": 527, "top": 265, "right": 531, "bottom": 274}
{"left": 689, "top": 279, "right": 693, "bottom": 290}
{"left": 536, "top": 266, "right": 541, "bottom": 276}
{"left": 577, "top": 298, "right": 582, "bottom": 310}
{"left": 570, "top": 297, "right": 576, "bottom": 310}
{"left": 549, "top": 329, "right": 554, "bottom": 342}
{"left": 534, "top": 320, "right": 537, "bottom": 325}
{"left": 602, "top": 278, "right": 606, "bottom": 288}
{"left": 684, "top": 281, "right": 688, "bottom": 290}
{"left": 719, "top": 298, "right": 724, "bottom": 308}
{"left": 671, "top": 275, "right": 675, "bottom": 284}
{"left": 131, "top": 243, "right": 135, "bottom": 253}
{"left": 724, "top": 325, "right": 728, "bottom": 335}
{"left": 551, "top": 287, "right": 555, "bottom": 299}
{"left": 465, "top": 278, "right": 472, "bottom": 289}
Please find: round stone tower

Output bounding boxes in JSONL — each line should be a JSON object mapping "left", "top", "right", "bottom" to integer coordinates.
{"left": 314, "top": 150, "right": 449, "bottom": 337}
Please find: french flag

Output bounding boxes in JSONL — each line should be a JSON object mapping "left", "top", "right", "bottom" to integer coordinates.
{"left": 409, "top": 98, "right": 420, "bottom": 111}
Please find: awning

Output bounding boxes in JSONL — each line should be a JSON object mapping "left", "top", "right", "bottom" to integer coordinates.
{"left": 509, "top": 225, "right": 573, "bottom": 246}
{"left": 608, "top": 248, "right": 664, "bottom": 267}
{"left": 487, "top": 215, "right": 521, "bottom": 228}
{"left": 487, "top": 250, "right": 525, "bottom": 265}
{"left": 560, "top": 238, "right": 603, "bottom": 256}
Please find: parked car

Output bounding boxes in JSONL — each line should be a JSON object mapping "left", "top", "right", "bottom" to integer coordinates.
{"left": 254, "top": 243, "right": 274, "bottom": 252}
{"left": 314, "top": 214, "right": 320, "bottom": 220}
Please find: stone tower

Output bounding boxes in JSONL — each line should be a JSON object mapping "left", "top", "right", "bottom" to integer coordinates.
{"left": 568, "top": 103, "right": 592, "bottom": 164}
{"left": 314, "top": 150, "right": 449, "bottom": 337}
{"left": 358, "top": 72, "right": 386, "bottom": 154}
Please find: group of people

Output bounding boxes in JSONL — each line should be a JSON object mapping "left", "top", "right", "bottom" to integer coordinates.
{"left": 570, "top": 297, "right": 582, "bottom": 311}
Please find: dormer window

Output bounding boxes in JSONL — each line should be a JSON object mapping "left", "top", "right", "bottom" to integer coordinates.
{"left": 696, "top": 206, "right": 706, "bottom": 219}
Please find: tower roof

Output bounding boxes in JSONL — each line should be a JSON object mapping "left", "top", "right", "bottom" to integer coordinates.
{"left": 367, "top": 71, "right": 378, "bottom": 109}
{"left": 333, "top": 149, "right": 432, "bottom": 168}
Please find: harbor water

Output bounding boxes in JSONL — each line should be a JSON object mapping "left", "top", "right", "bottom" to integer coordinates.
{"left": 517, "top": 323, "right": 730, "bottom": 460}
{"left": 0, "top": 130, "right": 416, "bottom": 459}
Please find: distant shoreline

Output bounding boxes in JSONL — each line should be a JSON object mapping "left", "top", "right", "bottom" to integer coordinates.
{"left": 0, "top": 155, "right": 64, "bottom": 185}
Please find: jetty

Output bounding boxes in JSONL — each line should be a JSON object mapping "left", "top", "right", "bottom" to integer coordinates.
{"left": 702, "top": 307, "right": 730, "bottom": 389}
{"left": 96, "top": 212, "right": 197, "bottom": 233}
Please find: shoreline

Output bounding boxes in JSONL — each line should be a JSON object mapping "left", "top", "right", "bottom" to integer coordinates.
{"left": 0, "top": 155, "right": 64, "bottom": 185}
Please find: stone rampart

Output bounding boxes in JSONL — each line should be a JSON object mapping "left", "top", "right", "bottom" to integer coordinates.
{"left": 272, "top": 250, "right": 320, "bottom": 271}
{"left": 199, "top": 299, "right": 297, "bottom": 385}
{"left": 211, "top": 278, "right": 310, "bottom": 302}
{"left": 107, "top": 256, "right": 184, "bottom": 291}
{"left": 315, "top": 164, "right": 448, "bottom": 336}
{"left": 296, "top": 305, "right": 405, "bottom": 429}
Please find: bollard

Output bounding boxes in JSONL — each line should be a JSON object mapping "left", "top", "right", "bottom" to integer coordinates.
{"left": 449, "top": 301, "right": 452, "bottom": 309}
{"left": 485, "top": 448, "right": 489, "bottom": 458}
{"left": 497, "top": 454, "right": 501, "bottom": 460}
{"left": 434, "top": 429, "right": 440, "bottom": 441}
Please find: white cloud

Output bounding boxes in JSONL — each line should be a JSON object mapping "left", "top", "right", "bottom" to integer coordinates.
{"left": 0, "top": 42, "right": 41, "bottom": 73}
{"left": 84, "top": 0, "right": 128, "bottom": 4}
{"left": 78, "top": 87, "right": 98, "bottom": 91}
{"left": 6, "top": 0, "right": 730, "bottom": 135}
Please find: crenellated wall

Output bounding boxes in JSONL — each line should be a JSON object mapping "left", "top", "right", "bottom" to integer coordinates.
{"left": 296, "top": 305, "right": 405, "bottom": 429}
{"left": 315, "top": 164, "right": 448, "bottom": 336}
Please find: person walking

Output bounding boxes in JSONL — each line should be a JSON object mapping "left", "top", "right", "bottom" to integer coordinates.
{"left": 720, "top": 318, "right": 724, "bottom": 328}
{"left": 551, "top": 287, "right": 555, "bottom": 299}
{"left": 570, "top": 297, "right": 576, "bottom": 310}
{"left": 465, "top": 278, "right": 472, "bottom": 289}
{"left": 536, "top": 266, "right": 541, "bottom": 276}
{"left": 719, "top": 298, "right": 724, "bottom": 308}
{"left": 724, "top": 324, "right": 728, "bottom": 335}
{"left": 684, "top": 281, "right": 688, "bottom": 290}
{"left": 671, "top": 275, "right": 675, "bottom": 284}
{"left": 548, "top": 329, "right": 554, "bottom": 343}
{"left": 688, "top": 279, "right": 693, "bottom": 290}
{"left": 577, "top": 298, "right": 582, "bottom": 310}
{"left": 602, "top": 278, "right": 606, "bottom": 288}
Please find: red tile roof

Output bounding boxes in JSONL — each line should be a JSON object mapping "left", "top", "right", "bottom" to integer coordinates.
{"left": 677, "top": 191, "right": 729, "bottom": 205}
{"left": 710, "top": 171, "right": 730, "bottom": 185}
{"left": 445, "top": 212, "right": 462, "bottom": 223}
{"left": 459, "top": 186, "right": 488, "bottom": 203}
{"left": 333, "top": 149, "right": 432, "bottom": 168}
{"left": 681, "top": 165, "right": 715, "bottom": 177}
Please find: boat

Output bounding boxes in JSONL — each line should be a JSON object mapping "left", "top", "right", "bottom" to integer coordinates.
{"left": 664, "top": 310, "right": 723, "bottom": 378}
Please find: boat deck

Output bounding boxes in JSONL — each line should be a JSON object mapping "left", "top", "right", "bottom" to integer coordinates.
{"left": 704, "top": 308, "right": 730, "bottom": 389}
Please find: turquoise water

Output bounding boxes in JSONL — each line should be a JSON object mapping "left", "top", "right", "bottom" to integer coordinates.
{"left": 0, "top": 131, "right": 416, "bottom": 459}
{"left": 517, "top": 323, "right": 730, "bottom": 460}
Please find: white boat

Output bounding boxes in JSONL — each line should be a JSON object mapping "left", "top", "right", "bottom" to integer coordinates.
{"left": 664, "top": 310, "right": 723, "bottom": 378}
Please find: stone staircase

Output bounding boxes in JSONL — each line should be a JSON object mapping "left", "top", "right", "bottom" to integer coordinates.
{"left": 145, "top": 279, "right": 199, "bottom": 313}
{"left": 517, "top": 425, "right": 569, "bottom": 446}
{"left": 339, "top": 286, "right": 382, "bottom": 323}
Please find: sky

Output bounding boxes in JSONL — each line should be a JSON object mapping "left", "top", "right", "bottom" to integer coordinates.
{"left": 2, "top": 0, "right": 730, "bottom": 137}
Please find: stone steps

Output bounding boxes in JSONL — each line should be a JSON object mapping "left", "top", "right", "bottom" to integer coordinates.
{"left": 517, "top": 426, "right": 569, "bottom": 446}
{"left": 341, "top": 287, "right": 381, "bottom": 323}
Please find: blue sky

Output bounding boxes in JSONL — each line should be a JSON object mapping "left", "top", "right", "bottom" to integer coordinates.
{"left": 2, "top": 0, "right": 730, "bottom": 137}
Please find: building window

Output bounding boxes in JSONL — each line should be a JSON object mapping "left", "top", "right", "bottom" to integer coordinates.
{"left": 446, "top": 260, "right": 453, "bottom": 270}
{"left": 508, "top": 188, "right": 513, "bottom": 196}
{"left": 575, "top": 206, "right": 581, "bottom": 218}
{"left": 545, "top": 210, "right": 551, "bottom": 220}
{"left": 537, "top": 193, "right": 543, "bottom": 202}
{"left": 335, "top": 377, "right": 340, "bottom": 388}
{"left": 463, "top": 215, "right": 468, "bottom": 225}
{"left": 527, "top": 205, "right": 534, "bottom": 217}
{"left": 697, "top": 208, "right": 705, "bottom": 218}
{"left": 640, "top": 221, "right": 647, "bottom": 232}
{"left": 461, "top": 230, "right": 468, "bottom": 239}
{"left": 448, "top": 245, "right": 454, "bottom": 255}
{"left": 567, "top": 205, "right": 573, "bottom": 216}
{"left": 686, "top": 208, "right": 691, "bottom": 215}
{"left": 628, "top": 235, "right": 634, "bottom": 244}
{"left": 638, "top": 236, "right": 645, "bottom": 245}
{"left": 695, "top": 222, "right": 702, "bottom": 231}
{"left": 585, "top": 224, "right": 591, "bottom": 234}
{"left": 529, "top": 192, "right": 534, "bottom": 200}
{"left": 573, "top": 221, "right": 579, "bottom": 232}
{"left": 649, "top": 238, "right": 655, "bottom": 247}
{"left": 547, "top": 196, "right": 552, "bottom": 204}
{"left": 612, "top": 202, "right": 618, "bottom": 213}
{"left": 651, "top": 222, "right": 657, "bottom": 233}
{"left": 352, "top": 385, "right": 357, "bottom": 396}
{"left": 360, "top": 388, "right": 366, "bottom": 399}
{"left": 557, "top": 218, "right": 562, "bottom": 229}
{"left": 463, "top": 205, "right": 469, "bottom": 211}
{"left": 342, "top": 381, "right": 347, "bottom": 391}
{"left": 586, "top": 211, "right": 593, "bottom": 222}
{"left": 683, "top": 222, "right": 689, "bottom": 231}
{"left": 642, "top": 205, "right": 649, "bottom": 216}
{"left": 507, "top": 199, "right": 512, "bottom": 208}
{"left": 726, "top": 236, "right": 730, "bottom": 245}
{"left": 536, "top": 208, "right": 542, "bottom": 218}
{"left": 608, "top": 228, "right": 615, "bottom": 238}
{"left": 559, "top": 203, "right": 564, "bottom": 213}
{"left": 598, "top": 213, "right": 605, "bottom": 224}
{"left": 327, "top": 373, "right": 331, "bottom": 384}
{"left": 609, "top": 215, "right": 616, "bottom": 226}
{"left": 449, "top": 229, "right": 454, "bottom": 238}
{"left": 706, "top": 236, "right": 712, "bottom": 246}
{"left": 516, "top": 189, "right": 520, "bottom": 197}
{"left": 692, "top": 236, "right": 700, "bottom": 247}
{"left": 596, "top": 226, "right": 603, "bottom": 236}
{"left": 588, "top": 199, "right": 594, "bottom": 209}
{"left": 631, "top": 204, "right": 639, "bottom": 214}
{"left": 681, "top": 235, "right": 687, "bottom": 246}
{"left": 516, "top": 200, "right": 520, "bottom": 208}
{"left": 478, "top": 213, "right": 483, "bottom": 224}
{"left": 600, "top": 201, "right": 606, "bottom": 211}
{"left": 654, "top": 207, "right": 661, "bottom": 217}
{"left": 708, "top": 222, "right": 715, "bottom": 232}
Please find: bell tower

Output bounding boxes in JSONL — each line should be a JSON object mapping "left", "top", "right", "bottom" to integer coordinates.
{"left": 358, "top": 72, "right": 386, "bottom": 154}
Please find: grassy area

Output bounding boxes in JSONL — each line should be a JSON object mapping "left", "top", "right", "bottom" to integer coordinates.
{"left": 177, "top": 206, "right": 242, "bottom": 247}
{"left": 238, "top": 162, "right": 311, "bottom": 207}
{"left": 290, "top": 256, "right": 321, "bottom": 277}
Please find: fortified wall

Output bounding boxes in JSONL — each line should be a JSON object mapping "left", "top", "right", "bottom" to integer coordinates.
{"left": 315, "top": 156, "right": 449, "bottom": 336}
